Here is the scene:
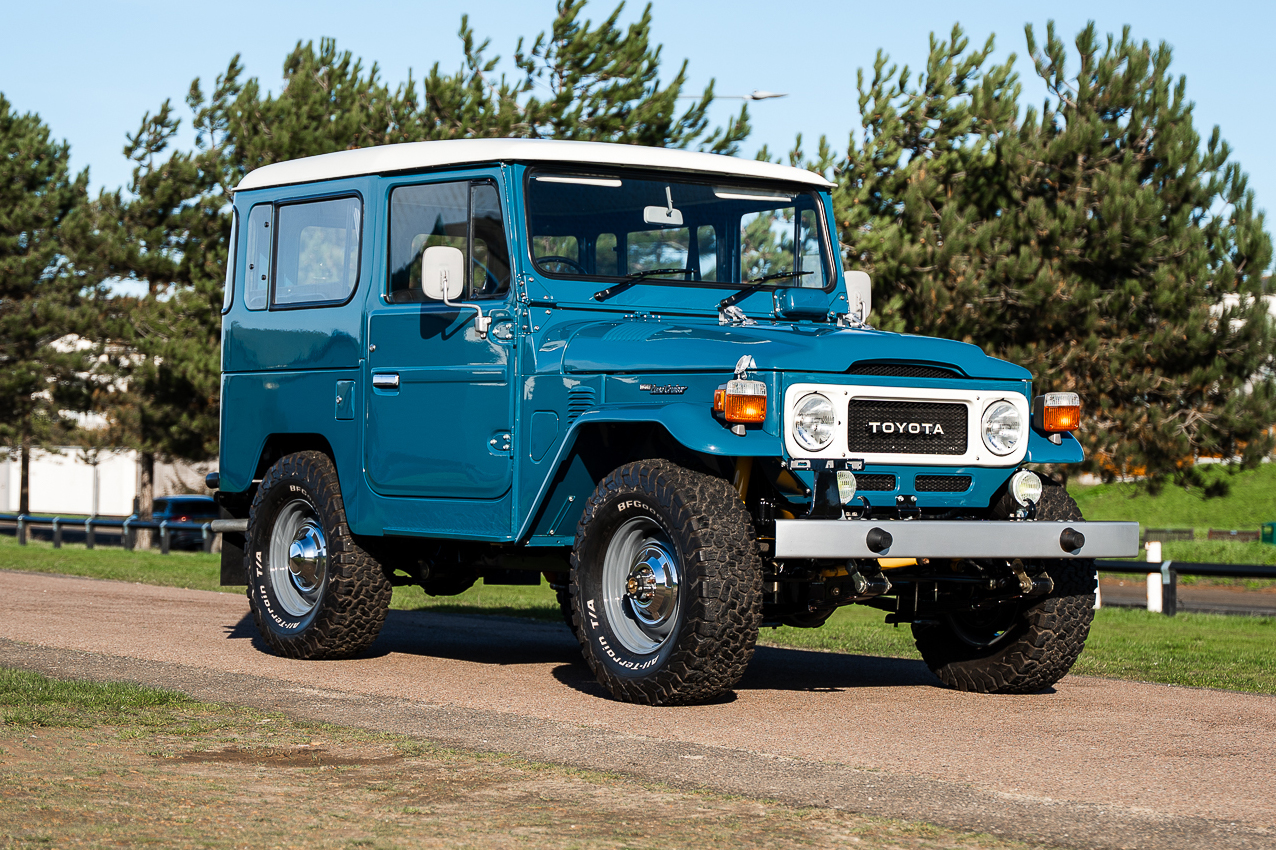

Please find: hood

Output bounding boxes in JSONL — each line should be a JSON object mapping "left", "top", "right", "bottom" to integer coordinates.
{"left": 555, "top": 320, "right": 1031, "bottom": 381}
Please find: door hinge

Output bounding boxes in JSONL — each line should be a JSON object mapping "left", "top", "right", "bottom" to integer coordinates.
{"left": 488, "top": 431, "right": 513, "bottom": 456}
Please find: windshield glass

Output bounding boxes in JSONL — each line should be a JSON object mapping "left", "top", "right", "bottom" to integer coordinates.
{"left": 525, "top": 170, "right": 831, "bottom": 290}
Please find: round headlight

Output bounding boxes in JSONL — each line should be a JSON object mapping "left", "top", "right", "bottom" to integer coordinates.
{"left": 981, "top": 400, "right": 1023, "bottom": 455}
{"left": 1009, "top": 469, "right": 1043, "bottom": 506}
{"left": 792, "top": 393, "right": 836, "bottom": 452}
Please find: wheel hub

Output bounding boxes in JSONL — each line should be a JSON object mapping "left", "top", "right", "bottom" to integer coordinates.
{"left": 287, "top": 519, "right": 327, "bottom": 590}
{"left": 624, "top": 543, "right": 679, "bottom": 629}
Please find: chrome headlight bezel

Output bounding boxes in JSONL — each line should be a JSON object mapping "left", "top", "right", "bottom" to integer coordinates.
{"left": 791, "top": 392, "right": 837, "bottom": 452}
{"left": 981, "top": 400, "right": 1023, "bottom": 456}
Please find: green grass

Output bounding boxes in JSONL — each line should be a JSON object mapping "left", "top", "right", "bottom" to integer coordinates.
{"left": 0, "top": 666, "right": 221, "bottom": 729}
{"left": 0, "top": 533, "right": 230, "bottom": 592}
{"left": 5, "top": 525, "right": 1276, "bottom": 694}
{"left": 1071, "top": 461, "right": 1276, "bottom": 533}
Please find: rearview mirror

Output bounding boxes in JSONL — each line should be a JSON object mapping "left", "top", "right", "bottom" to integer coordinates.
{"left": 643, "top": 185, "right": 684, "bottom": 227}
{"left": 422, "top": 245, "right": 465, "bottom": 301}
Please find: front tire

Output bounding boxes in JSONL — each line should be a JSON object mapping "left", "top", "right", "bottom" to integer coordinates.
{"left": 912, "top": 476, "right": 1095, "bottom": 694}
{"left": 246, "top": 451, "right": 392, "bottom": 659}
{"left": 570, "top": 459, "right": 763, "bottom": 705}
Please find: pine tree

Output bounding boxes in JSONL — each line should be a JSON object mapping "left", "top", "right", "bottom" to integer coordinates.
{"left": 0, "top": 94, "right": 90, "bottom": 513}
{"left": 812, "top": 24, "right": 1275, "bottom": 486}
{"left": 85, "top": 0, "right": 749, "bottom": 520}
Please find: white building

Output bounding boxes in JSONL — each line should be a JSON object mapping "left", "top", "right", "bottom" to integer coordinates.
{"left": 0, "top": 448, "right": 214, "bottom": 516}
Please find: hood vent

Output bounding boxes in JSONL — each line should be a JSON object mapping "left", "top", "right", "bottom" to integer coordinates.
{"left": 848, "top": 362, "right": 962, "bottom": 379}
{"left": 567, "top": 386, "right": 596, "bottom": 423}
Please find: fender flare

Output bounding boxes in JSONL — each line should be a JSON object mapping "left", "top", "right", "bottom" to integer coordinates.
{"left": 516, "top": 402, "right": 782, "bottom": 541}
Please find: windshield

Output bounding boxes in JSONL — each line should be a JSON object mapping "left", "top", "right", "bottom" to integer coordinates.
{"left": 525, "top": 170, "right": 832, "bottom": 290}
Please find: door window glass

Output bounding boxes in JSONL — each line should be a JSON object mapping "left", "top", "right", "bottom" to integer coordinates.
{"left": 389, "top": 181, "right": 511, "bottom": 302}
{"left": 470, "top": 183, "right": 512, "bottom": 298}
{"left": 273, "top": 196, "right": 362, "bottom": 306}
{"left": 244, "top": 204, "right": 271, "bottom": 310}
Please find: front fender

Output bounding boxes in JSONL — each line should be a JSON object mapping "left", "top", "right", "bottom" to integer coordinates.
{"left": 1025, "top": 429, "right": 1084, "bottom": 464}
{"left": 573, "top": 402, "right": 783, "bottom": 457}
{"left": 515, "top": 403, "right": 781, "bottom": 542}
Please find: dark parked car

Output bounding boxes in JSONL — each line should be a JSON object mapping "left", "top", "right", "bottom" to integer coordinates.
{"left": 152, "top": 496, "right": 218, "bottom": 550}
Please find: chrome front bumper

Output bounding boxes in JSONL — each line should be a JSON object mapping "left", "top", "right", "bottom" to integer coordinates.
{"left": 773, "top": 519, "right": 1140, "bottom": 560}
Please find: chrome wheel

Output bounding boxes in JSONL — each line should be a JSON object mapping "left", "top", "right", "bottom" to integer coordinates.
{"left": 268, "top": 498, "right": 328, "bottom": 617}
{"left": 601, "top": 516, "right": 681, "bottom": 654}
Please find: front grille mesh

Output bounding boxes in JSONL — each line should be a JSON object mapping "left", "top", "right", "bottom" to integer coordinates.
{"left": 848, "top": 362, "right": 962, "bottom": 379}
{"left": 855, "top": 474, "right": 896, "bottom": 492}
{"left": 846, "top": 400, "right": 968, "bottom": 455}
{"left": 915, "top": 475, "right": 973, "bottom": 493}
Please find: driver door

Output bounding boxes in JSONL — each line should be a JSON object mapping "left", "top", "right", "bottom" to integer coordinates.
{"left": 364, "top": 179, "right": 516, "bottom": 499}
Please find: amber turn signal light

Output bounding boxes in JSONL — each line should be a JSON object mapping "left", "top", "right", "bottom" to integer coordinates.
{"left": 1032, "top": 392, "right": 1081, "bottom": 432}
{"left": 713, "top": 379, "right": 767, "bottom": 424}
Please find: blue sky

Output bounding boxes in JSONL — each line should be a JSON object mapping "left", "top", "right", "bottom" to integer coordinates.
{"left": 4, "top": 0, "right": 1273, "bottom": 221}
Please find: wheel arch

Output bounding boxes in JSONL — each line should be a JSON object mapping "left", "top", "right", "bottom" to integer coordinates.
{"left": 518, "top": 405, "right": 775, "bottom": 542}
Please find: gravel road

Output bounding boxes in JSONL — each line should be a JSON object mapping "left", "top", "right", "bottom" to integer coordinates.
{"left": 2, "top": 570, "right": 1273, "bottom": 849}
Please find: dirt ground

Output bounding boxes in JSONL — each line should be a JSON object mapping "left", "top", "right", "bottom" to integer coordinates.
{"left": 3, "top": 570, "right": 1276, "bottom": 850}
{"left": 1, "top": 715, "right": 1028, "bottom": 850}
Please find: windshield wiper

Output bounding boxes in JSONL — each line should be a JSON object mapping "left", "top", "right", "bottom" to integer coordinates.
{"left": 593, "top": 268, "right": 694, "bottom": 302}
{"left": 716, "top": 270, "right": 813, "bottom": 313}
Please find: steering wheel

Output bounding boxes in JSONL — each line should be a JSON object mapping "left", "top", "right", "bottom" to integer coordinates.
{"left": 536, "top": 255, "right": 588, "bottom": 275}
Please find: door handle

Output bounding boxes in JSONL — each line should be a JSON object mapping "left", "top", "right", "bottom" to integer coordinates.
{"left": 372, "top": 373, "right": 400, "bottom": 389}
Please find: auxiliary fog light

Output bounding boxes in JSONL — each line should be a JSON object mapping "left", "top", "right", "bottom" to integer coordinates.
{"left": 836, "top": 470, "right": 857, "bottom": 504}
{"left": 792, "top": 393, "right": 836, "bottom": 451}
{"left": 1010, "top": 469, "right": 1043, "bottom": 506}
{"left": 981, "top": 400, "right": 1023, "bottom": 455}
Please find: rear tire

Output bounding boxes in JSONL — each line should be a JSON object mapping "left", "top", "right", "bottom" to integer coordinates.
{"left": 570, "top": 459, "right": 762, "bottom": 705}
{"left": 246, "top": 451, "right": 392, "bottom": 659}
{"left": 912, "top": 476, "right": 1095, "bottom": 694}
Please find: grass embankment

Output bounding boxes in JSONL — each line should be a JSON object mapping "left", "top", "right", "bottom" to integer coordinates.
{"left": 5, "top": 535, "right": 1274, "bottom": 694}
{"left": 0, "top": 668, "right": 1032, "bottom": 850}
{"left": 1072, "top": 461, "right": 1276, "bottom": 565}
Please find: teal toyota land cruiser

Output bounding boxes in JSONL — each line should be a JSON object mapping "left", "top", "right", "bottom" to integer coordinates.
{"left": 210, "top": 139, "right": 1138, "bottom": 705}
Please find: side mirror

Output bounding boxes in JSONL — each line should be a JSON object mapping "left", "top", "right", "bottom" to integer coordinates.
{"left": 844, "top": 270, "right": 872, "bottom": 324}
{"left": 419, "top": 244, "right": 492, "bottom": 339}
{"left": 422, "top": 245, "right": 465, "bottom": 301}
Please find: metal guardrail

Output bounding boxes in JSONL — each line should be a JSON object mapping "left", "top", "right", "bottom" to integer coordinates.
{"left": 0, "top": 513, "right": 219, "bottom": 554}
{"left": 1096, "top": 558, "right": 1276, "bottom": 616}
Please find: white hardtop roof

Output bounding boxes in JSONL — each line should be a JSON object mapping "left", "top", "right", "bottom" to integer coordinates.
{"left": 234, "top": 138, "right": 834, "bottom": 193}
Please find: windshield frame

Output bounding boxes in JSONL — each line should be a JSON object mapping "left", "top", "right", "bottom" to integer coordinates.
{"left": 520, "top": 165, "right": 839, "bottom": 296}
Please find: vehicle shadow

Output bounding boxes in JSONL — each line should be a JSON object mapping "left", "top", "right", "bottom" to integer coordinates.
{"left": 226, "top": 608, "right": 940, "bottom": 692}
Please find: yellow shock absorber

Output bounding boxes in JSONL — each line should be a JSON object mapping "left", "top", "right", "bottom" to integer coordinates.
{"left": 733, "top": 457, "right": 753, "bottom": 503}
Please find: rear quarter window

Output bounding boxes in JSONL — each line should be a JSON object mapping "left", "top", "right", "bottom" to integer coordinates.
{"left": 273, "top": 196, "right": 363, "bottom": 307}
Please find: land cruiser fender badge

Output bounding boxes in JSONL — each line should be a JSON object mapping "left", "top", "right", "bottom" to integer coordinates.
{"left": 639, "top": 384, "right": 688, "bottom": 395}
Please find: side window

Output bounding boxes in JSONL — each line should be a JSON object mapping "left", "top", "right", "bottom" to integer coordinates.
{"left": 470, "top": 184, "right": 511, "bottom": 299}
{"left": 273, "top": 196, "right": 362, "bottom": 307}
{"left": 222, "top": 209, "right": 238, "bottom": 313}
{"left": 388, "top": 180, "right": 511, "bottom": 302}
{"left": 244, "top": 204, "right": 272, "bottom": 310}
{"left": 796, "top": 209, "right": 827, "bottom": 289}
